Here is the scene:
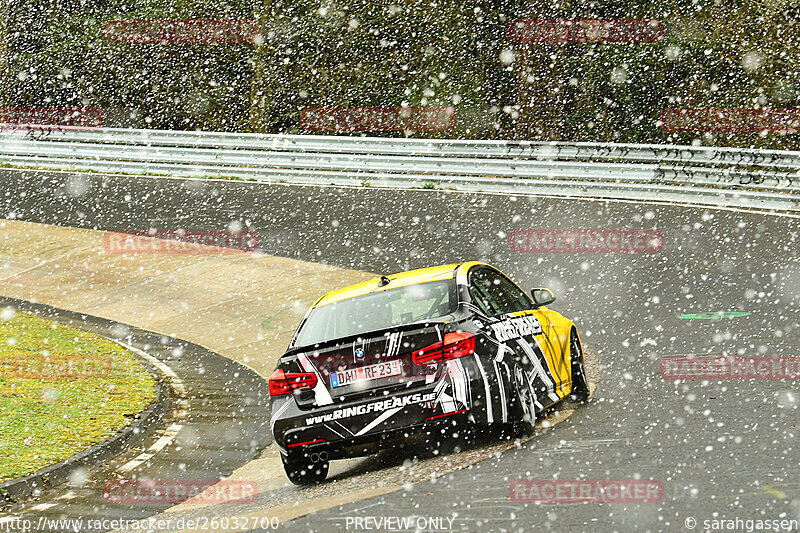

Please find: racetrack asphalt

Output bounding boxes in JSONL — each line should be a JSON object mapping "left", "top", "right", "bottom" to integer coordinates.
{"left": 1, "top": 167, "right": 799, "bottom": 531}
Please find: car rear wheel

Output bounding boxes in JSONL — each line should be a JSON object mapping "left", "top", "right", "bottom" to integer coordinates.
{"left": 570, "top": 329, "right": 590, "bottom": 402}
{"left": 512, "top": 362, "right": 537, "bottom": 435}
{"left": 282, "top": 454, "right": 329, "bottom": 485}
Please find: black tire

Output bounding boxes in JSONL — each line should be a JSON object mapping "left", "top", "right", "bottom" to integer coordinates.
{"left": 569, "top": 329, "right": 590, "bottom": 402}
{"left": 512, "top": 362, "right": 537, "bottom": 435}
{"left": 282, "top": 455, "right": 329, "bottom": 485}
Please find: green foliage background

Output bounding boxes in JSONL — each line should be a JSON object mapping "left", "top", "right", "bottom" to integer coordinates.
{"left": 3, "top": 0, "right": 799, "bottom": 148}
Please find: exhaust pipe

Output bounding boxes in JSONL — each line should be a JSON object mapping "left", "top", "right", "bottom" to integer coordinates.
{"left": 309, "top": 451, "right": 328, "bottom": 463}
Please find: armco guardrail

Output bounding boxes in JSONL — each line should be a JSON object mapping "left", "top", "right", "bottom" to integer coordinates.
{"left": 1, "top": 128, "right": 798, "bottom": 212}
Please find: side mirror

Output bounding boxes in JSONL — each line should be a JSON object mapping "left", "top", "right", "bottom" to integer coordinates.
{"left": 531, "top": 288, "right": 556, "bottom": 308}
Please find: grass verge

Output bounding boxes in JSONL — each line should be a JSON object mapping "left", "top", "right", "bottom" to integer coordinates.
{"left": 0, "top": 310, "right": 156, "bottom": 483}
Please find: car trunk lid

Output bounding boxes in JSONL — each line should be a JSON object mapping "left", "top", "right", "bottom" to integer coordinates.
{"left": 283, "top": 322, "right": 446, "bottom": 407}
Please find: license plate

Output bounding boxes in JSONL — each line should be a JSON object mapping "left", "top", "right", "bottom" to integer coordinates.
{"left": 330, "top": 360, "right": 403, "bottom": 388}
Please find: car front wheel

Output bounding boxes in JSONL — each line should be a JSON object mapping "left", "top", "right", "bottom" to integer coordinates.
{"left": 570, "top": 329, "right": 590, "bottom": 402}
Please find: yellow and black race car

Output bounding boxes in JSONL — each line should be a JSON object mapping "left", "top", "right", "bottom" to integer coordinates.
{"left": 268, "top": 261, "right": 589, "bottom": 484}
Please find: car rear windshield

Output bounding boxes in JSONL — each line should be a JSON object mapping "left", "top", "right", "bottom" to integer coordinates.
{"left": 292, "top": 279, "right": 458, "bottom": 347}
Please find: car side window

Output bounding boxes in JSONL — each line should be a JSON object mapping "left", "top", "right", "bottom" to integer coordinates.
{"left": 468, "top": 269, "right": 496, "bottom": 315}
{"left": 469, "top": 267, "right": 532, "bottom": 316}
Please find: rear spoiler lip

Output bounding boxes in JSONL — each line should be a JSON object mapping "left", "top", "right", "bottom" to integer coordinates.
{"left": 279, "top": 316, "right": 458, "bottom": 360}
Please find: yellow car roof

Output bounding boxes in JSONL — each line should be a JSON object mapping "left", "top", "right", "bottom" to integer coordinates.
{"left": 314, "top": 262, "right": 484, "bottom": 307}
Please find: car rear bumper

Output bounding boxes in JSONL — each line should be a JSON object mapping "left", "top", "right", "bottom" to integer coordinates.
{"left": 287, "top": 416, "right": 472, "bottom": 462}
{"left": 272, "top": 386, "right": 472, "bottom": 460}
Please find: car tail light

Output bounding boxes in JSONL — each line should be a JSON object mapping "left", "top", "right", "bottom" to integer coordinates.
{"left": 412, "top": 332, "right": 476, "bottom": 366}
{"left": 268, "top": 368, "right": 318, "bottom": 396}
{"left": 411, "top": 344, "right": 443, "bottom": 366}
